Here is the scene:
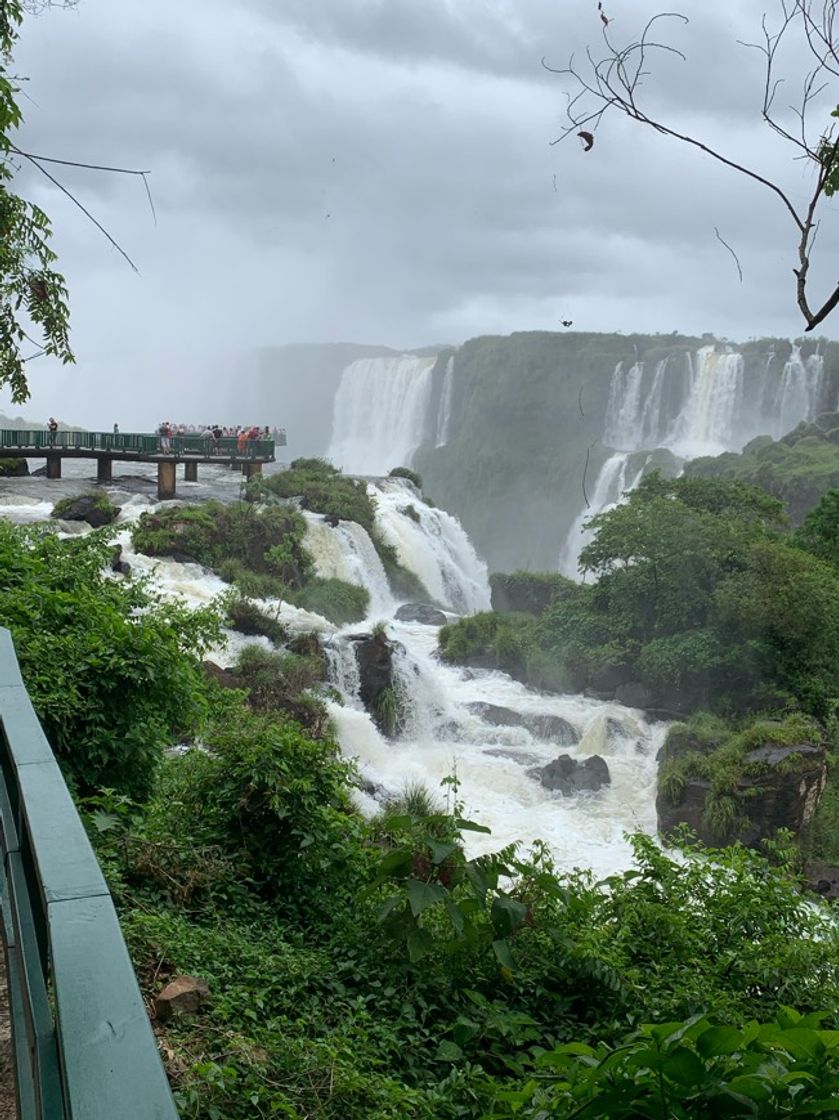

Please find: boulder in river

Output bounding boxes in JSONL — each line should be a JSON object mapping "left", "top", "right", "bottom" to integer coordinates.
{"left": 527, "top": 753, "right": 610, "bottom": 795}
{"left": 467, "top": 702, "right": 579, "bottom": 744}
{"left": 51, "top": 492, "right": 120, "bottom": 527}
{"left": 351, "top": 630, "right": 403, "bottom": 737}
{"left": 467, "top": 701, "right": 524, "bottom": 727}
{"left": 0, "top": 458, "right": 28, "bottom": 477}
{"left": 110, "top": 544, "right": 131, "bottom": 576}
{"left": 394, "top": 602, "right": 448, "bottom": 626}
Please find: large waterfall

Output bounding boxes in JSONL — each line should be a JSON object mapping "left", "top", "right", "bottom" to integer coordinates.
{"left": 435, "top": 355, "right": 456, "bottom": 447}
{"left": 561, "top": 342, "right": 826, "bottom": 576}
{"left": 327, "top": 355, "right": 436, "bottom": 474}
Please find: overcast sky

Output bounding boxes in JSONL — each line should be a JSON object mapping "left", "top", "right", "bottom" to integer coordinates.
{"left": 6, "top": 0, "right": 839, "bottom": 426}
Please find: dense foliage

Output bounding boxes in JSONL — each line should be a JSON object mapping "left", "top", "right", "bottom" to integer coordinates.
{"left": 442, "top": 475, "right": 839, "bottom": 719}
{"left": 131, "top": 499, "right": 371, "bottom": 625}
{"left": 0, "top": 521, "right": 219, "bottom": 797}
{"left": 687, "top": 413, "right": 839, "bottom": 524}
{"left": 489, "top": 570, "right": 576, "bottom": 614}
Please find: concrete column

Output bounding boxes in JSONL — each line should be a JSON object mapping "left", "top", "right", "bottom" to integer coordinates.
{"left": 97, "top": 457, "right": 112, "bottom": 483}
{"left": 184, "top": 461, "right": 198, "bottom": 482}
{"left": 157, "top": 460, "right": 176, "bottom": 500}
{"left": 244, "top": 462, "right": 263, "bottom": 479}
{"left": 46, "top": 455, "right": 61, "bottom": 480}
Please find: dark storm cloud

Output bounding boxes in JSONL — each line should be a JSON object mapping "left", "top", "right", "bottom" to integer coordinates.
{"left": 4, "top": 0, "right": 836, "bottom": 429}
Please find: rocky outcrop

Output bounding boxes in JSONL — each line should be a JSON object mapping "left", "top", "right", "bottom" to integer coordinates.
{"left": 51, "top": 493, "right": 120, "bottom": 527}
{"left": 467, "top": 702, "right": 579, "bottom": 744}
{"left": 657, "top": 741, "right": 828, "bottom": 848}
{"left": 394, "top": 602, "right": 448, "bottom": 626}
{"left": 110, "top": 545, "right": 131, "bottom": 576}
{"left": 527, "top": 753, "right": 610, "bottom": 795}
{"left": 154, "top": 975, "right": 210, "bottom": 1022}
{"left": 0, "top": 458, "right": 28, "bottom": 477}
{"left": 805, "top": 861, "right": 839, "bottom": 901}
{"left": 350, "top": 630, "right": 402, "bottom": 736}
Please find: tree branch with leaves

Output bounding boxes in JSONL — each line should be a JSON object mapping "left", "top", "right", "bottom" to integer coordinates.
{"left": 548, "top": 1, "right": 839, "bottom": 331}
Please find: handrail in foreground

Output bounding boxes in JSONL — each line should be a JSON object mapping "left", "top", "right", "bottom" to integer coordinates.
{"left": 0, "top": 628, "right": 179, "bottom": 1119}
{"left": 0, "top": 429, "right": 282, "bottom": 458}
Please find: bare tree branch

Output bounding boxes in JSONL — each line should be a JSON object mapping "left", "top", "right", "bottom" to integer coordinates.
{"left": 550, "top": 1, "right": 839, "bottom": 330}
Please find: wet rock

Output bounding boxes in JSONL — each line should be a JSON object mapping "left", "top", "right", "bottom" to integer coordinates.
{"left": 202, "top": 660, "right": 243, "bottom": 690}
{"left": 588, "top": 663, "right": 631, "bottom": 693}
{"left": 51, "top": 493, "right": 120, "bottom": 527}
{"left": 0, "top": 458, "right": 28, "bottom": 477}
{"left": 394, "top": 602, "right": 448, "bottom": 626}
{"left": 467, "top": 702, "right": 524, "bottom": 727}
{"left": 527, "top": 754, "right": 610, "bottom": 795}
{"left": 657, "top": 741, "right": 828, "bottom": 848}
{"left": 110, "top": 544, "right": 131, "bottom": 576}
{"left": 351, "top": 630, "right": 401, "bottom": 736}
{"left": 615, "top": 681, "right": 655, "bottom": 709}
{"left": 484, "top": 748, "right": 544, "bottom": 766}
{"left": 323, "top": 513, "right": 340, "bottom": 527}
{"left": 31, "top": 465, "right": 47, "bottom": 477}
{"left": 804, "top": 861, "right": 839, "bottom": 901}
{"left": 522, "top": 713, "right": 579, "bottom": 745}
{"left": 154, "top": 975, "right": 210, "bottom": 1022}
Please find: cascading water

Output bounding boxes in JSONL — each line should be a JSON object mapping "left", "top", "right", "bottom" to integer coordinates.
{"left": 671, "top": 346, "right": 744, "bottom": 456}
{"left": 560, "top": 339, "right": 826, "bottom": 576}
{"left": 370, "top": 477, "right": 491, "bottom": 614}
{"left": 435, "top": 355, "right": 455, "bottom": 447}
{"left": 303, "top": 512, "right": 395, "bottom": 618}
{"left": 774, "top": 345, "right": 824, "bottom": 437}
{"left": 327, "top": 355, "right": 436, "bottom": 474}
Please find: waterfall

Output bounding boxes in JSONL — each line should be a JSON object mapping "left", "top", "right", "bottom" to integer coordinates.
{"left": 774, "top": 345, "right": 824, "bottom": 437}
{"left": 303, "top": 513, "right": 395, "bottom": 618}
{"left": 559, "top": 453, "right": 647, "bottom": 577}
{"left": 639, "top": 357, "right": 669, "bottom": 446}
{"left": 435, "top": 356, "right": 456, "bottom": 447}
{"left": 603, "top": 362, "right": 644, "bottom": 450}
{"left": 327, "top": 355, "right": 436, "bottom": 474}
{"left": 370, "top": 478, "right": 491, "bottom": 614}
{"left": 670, "top": 346, "right": 744, "bottom": 455}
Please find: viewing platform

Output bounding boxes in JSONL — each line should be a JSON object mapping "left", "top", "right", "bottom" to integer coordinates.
{"left": 0, "top": 430, "right": 281, "bottom": 499}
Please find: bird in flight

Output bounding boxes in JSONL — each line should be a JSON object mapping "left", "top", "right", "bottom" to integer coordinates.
{"left": 577, "top": 131, "right": 594, "bottom": 151}
{"left": 561, "top": 320, "right": 573, "bottom": 328}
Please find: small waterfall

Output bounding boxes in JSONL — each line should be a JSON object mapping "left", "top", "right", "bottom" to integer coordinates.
{"left": 327, "top": 355, "right": 436, "bottom": 474}
{"left": 435, "top": 355, "right": 456, "bottom": 447}
{"left": 324, "top": 640, "right": 363, "bottom": 708}
{"left": 370, "top": 479, "right": 491, "bottom": 614}
{"left": 303, "top": 513, "right": 395, "bottom": 618}
{"left": 559, "top": 453, "right": 647, "bottom": 577}
{"left": 603, "top": 362, "right": 644, "bottom": 450}
{"left": 639, "top": 357, "right": 669, "bottom": 446}
{"left": 774, "top": 345, "right": 824, "bottom": 436}
{"left": 671, "top": 346, "right": 744, "bottom": 455}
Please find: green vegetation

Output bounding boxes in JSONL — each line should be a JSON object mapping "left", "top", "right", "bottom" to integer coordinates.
{"left": 224, "top": 593, "right": 287, "bottom": 643}
{"left": 0, "top": 2, "right": 73, "bottom": 402}
{"left": 659, "top": 713, "right": 824, "bottom": 840}
{"left": 441, "top": 474, "right": 839, "bottom": 718}
{"left": 52, "top": 490, "right": 119, "bottom": 524}
{"left": 0, "top": 521, "right": 219, "bottom": 799}
{"left": 490, "top": 570, "right": 577, "bottom": 614}
{"left": 1, "top": 509, "right": 838, "bottom": 1117}
{"left": 687, "top": 413, "right": 839, "bottom": 524}
{"left": 389, "top": 465, "right": 423, "bottom": 489}
{"left": 132, "top": 500, "right": 370, "bottom": 626}
{"left": 0, "top": 457, "right": 26, "bottom": 476}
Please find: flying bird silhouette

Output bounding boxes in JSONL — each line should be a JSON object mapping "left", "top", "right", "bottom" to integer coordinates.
{"left": 577, "top": 131, "right": 594, "bottom": 151}
{"left": 561, "top": 320, "right": 573, "bottom": 328}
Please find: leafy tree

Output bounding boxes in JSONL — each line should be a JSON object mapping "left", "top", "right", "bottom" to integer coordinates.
{"left": 0, "top": 522, "right": 220, "bottom": 798}
{"left": 795, "top": 488, "right": 839, "bottom": 567}
{"left": 0, "top": 0, "right": 73, "bottom": 400}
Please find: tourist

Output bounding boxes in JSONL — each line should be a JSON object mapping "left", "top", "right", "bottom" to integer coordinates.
{"left": 47, "top": 417, "right": 58, "bottom": 447}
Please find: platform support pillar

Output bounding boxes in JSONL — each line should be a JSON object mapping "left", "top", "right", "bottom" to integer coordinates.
{"left": 46, "top": 455, "right": 61, "bottom": 480}
{"left": 97, "top": 457, "right": 112, "bottom": 483}
{"left": 157, "top": 461, "right": 176, "bottom": 500}
{"left": 184, "top": 461, "right": 198, "bottom": 482}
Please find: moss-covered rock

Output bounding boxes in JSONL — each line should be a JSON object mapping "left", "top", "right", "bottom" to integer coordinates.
{"left": 52, "top": 492, "right": 120, "bottom": 527}
{"left": 0, "top": 457, "right": 28, "bottom": 477}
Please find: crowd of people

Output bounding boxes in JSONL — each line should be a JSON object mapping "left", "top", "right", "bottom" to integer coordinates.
{"left": 156, "top": 422, "right": 285, "bottom": 453}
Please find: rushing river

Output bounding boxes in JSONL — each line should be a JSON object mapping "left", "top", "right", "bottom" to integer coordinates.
{"left": 0, "top": 458, "right": 665, "bottom": 877}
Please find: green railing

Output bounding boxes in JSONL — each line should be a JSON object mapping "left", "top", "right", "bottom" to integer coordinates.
{"left": 0, "top": 628, "right": 179, "bottom": 1119}
{"left": 0, "top": 430, "right": 278, "bottom": 459}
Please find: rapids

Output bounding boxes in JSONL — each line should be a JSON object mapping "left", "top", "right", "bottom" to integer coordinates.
{"left": 0, "top": 457, "right": 664, "bottom": 877}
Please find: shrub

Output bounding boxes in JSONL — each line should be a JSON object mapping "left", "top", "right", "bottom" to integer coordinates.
{"left": 263, "top": 462, "right": 377, "bottom": 532}
{"left": 225, "top": 594, "right": 287, "bottom": 643}
{"left": 291, "top": 577, "right": 369, "bottom": 626}
{"left": 388, "top": 466, "right": 423, "bottom": 489}
{"left": 490, "top": 570, "right": 576, "bottom": 614}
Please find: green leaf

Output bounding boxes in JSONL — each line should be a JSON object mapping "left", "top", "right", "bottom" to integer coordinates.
{"left": 696, "top": 1026, "right": 743, "bottom": 1058}
{"left": 455, "top": 816, "right": 492, "bottom": 834}
{"left": 492, "top": 938, "right": 515, "bottom": 970}
{"left": 428, "top": 839, "right": 458, "bottom": 864}
{"left": 406, "top": 926, "right": 433, "bottom": 963}
{"left": 445, "top": 900, "right": 465, "bottom": 935}
{"left": 491, "top": 895, "right": 529, "bottom": 935}
{"left": 406, "top": 879, "right": 447, "bottom": 916}
{"left": 662, "top": 1045, "right": 705, "bottom": 1087}
{"left": 435, "top": 1040, "right": 464, "bottom": 1062}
